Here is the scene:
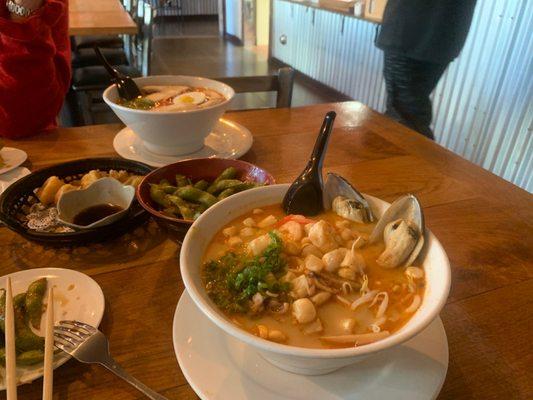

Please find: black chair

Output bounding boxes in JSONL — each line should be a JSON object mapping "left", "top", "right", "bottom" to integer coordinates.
{"left": 70, "top": 65, "right": 142, "bottom": 125}
{"left": 71, "top": 35, "right": 125, "bottom": 51}
{"left": 71, "top": 48, "right": 129, "bottom": 69}
{"left": 215, "top": 67, "right": 295, "bottom": 109}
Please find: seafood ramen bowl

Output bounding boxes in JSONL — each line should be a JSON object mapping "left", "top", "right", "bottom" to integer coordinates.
{"left": 180, "top": 183, "right": 451, "bottom": 375}
{"left": 103, "top": 75, "right": 235, "bottom": 156}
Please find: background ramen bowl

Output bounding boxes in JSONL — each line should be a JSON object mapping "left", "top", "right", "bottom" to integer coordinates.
{"left": 136, "top": 158, "right": 275, "bottom": 237}
{"left": 103, "top": 75, "right": 235, "bottom": 156}
{"left": 180, "top": 184, "right": 451, "bottom": 375}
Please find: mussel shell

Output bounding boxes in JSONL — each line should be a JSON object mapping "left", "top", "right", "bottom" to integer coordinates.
{"left": 323, "top": 173, "right": 375, "bottom": 223}
{"left": 369, "top": 194, "right": 426, "bottom": 266}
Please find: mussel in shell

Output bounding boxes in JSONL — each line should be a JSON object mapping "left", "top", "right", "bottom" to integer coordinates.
{"left": 323, "top": 173, "right": 375, "bottom": 223}
{"left": 370, "top": 195, "right": 425, "bottom": 268}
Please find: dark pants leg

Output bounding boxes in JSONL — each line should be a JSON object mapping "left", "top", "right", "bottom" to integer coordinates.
{"left": 383, "top": 51, "right": 448, "bottom": 140}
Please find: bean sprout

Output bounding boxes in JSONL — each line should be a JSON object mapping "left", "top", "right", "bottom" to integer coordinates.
{"left": 405, "top": 295, "right": 421, "bottom": 313}
{"left": 342, "top": 281, "right": 354, "bottom": 295}
{"left": 370, "top": 292, "right": 389, "bottom": 319}
{"left": 369, "top": 316, "right": 387, "bottom": 333}
{"left": 336, "top": 295, "right": 352, "bottom": 307}
{"left": 360, "top": 274, "right": 369, "bottom": 294}
{"left": 350, "top": 290, "right": 378, "bottom": 310}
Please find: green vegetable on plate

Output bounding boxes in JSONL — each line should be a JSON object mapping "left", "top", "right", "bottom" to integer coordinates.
{"left": 0, "top": 278, "right": 48, "bottom": 365}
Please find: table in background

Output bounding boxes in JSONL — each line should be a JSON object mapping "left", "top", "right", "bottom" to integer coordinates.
{"left": 1, "top": 102, "right": 531, "bottom": 399}
{"left": 69, "top": 0, "right": 137, "bottom": 36}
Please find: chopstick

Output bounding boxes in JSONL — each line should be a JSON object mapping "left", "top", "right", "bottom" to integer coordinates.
{"left": 5, "top": 277, "right": 17, "bottom": 400}
{"left": 42, "top": 287, "right": 54, "bottom": 400}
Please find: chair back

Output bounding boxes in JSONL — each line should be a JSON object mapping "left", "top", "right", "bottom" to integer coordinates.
{"left": 215, "top": 67, "right": 295, "bottom": 108}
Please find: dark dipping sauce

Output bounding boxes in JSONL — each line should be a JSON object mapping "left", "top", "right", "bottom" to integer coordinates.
{"left": 73, "top": 203, "right": 123, "bottom": 226}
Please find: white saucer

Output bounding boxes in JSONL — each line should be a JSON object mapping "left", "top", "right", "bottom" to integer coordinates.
{"left": 0, "top": 147, "right": 27, "bottom": 175}
{"left": 0, "top": 167, "right": 30, "bottom": 195}
{"left": 113, "top": 118, "right": 253, "bottom": 167}
{"left": 0, "top": 268, "right": 105, "bottom": 389}
{"left": 173, "top": 291, "right": 449, "bottom": 400}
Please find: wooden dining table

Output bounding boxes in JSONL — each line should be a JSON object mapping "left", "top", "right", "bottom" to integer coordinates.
{"left": 1, "top": 102, "right": 531, "bottom": 399}
{"left": 69, "top": 0, "right": 137, "bottom": 37}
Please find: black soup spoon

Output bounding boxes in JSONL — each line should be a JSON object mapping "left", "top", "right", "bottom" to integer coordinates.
{"left": 94, "top": 46, "right": 141, "bottom": 101}
{"left": 282, "top": 111, "right": 337, "bottom": 216}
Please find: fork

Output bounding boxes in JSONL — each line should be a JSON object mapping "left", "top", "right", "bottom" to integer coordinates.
{"left": 54, "top": 320, "right": 169, "bottom": 400}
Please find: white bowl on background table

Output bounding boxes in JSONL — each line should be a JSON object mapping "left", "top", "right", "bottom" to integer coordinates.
{"left": 180, "top": 184, "right": 451, "bottom": 375}
{"left": 103, "top": 75, "right": 235, "bottom": 156}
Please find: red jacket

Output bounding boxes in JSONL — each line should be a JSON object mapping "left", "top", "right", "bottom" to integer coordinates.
{"left": 0, "top": 0, "right": 71, "bottom": 139}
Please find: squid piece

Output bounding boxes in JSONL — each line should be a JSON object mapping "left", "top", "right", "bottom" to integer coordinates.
{"left": 308, "top": 220, "right": 338, "bottom": 253}
{"left": 305, "top": 254, "right": 325, "bottom": 273}
{"left": 247, "top": 234, "right": 271, "bottom": 256}
{"left": 290, "top": 275, "right": 314, "bottom": 299}
{"left": 340, "top": 241, "right": 366, "bottom": 274}
{"left": 322, "top": 248, "right": 348, "bottom": 272}
{"left": 302, "top": 318, "right": 323, "bottom": 335}
{"left": 292, "top": 298, "right": 316, "bottom": 324}
{"left": 279, "top": 220, "right": 304, "bottom": 242}
{"left": 311, "top": 291, "right": 332, "bottom": 306}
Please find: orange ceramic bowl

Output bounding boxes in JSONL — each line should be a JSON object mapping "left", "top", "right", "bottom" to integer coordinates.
{"left": 136, "top": 158, "right": 275, "bottom": 236}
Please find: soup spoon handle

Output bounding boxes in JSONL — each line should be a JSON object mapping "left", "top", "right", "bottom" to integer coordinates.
{"left": 93, "top": 46, "right": 142, "bottom": 100}
{"left": 282, "top": 111, "right": 336, "bottom": 215}
{"left": 307, "top": 111, "right": 336, "bottom": 177}
{"left": 94, "top": 46, "right": 121, "bottom": 79}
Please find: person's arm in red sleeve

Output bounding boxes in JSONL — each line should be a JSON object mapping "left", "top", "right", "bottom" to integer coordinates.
{"left": 0, "top": 0, "right": 71, "bottom": 139}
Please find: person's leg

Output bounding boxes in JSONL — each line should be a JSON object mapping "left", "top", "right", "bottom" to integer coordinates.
{"left": 383, "top": 51, "right": 447, "bottom": 139}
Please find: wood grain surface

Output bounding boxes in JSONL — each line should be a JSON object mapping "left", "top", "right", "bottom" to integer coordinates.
{"left": 69, "top": 0, "right": 137, "bottom": 36}
{"left": 1, "top": 102, "right": 532, "bottom": 399}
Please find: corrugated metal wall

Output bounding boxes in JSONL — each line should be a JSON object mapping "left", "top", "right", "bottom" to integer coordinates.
{"left": 151, "top": 0, "right": 218, "bottom": 16}
{"left": 271, "top": 0, "right": 532, "bottom": 192}
{"left": 181, "top": 0, "right": 218, "bottom": 15}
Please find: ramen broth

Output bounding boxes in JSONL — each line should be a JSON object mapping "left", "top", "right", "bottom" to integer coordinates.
{"left": 117, "top": 85, "right": 226, "bottom": 111}
{"left": 202, "top": 205, "right": 425, "bottom": 349}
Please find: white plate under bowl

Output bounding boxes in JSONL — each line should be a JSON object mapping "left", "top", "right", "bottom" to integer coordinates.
{"left": 173, "top": 291, "right": 449, "bottom": 400}
{"left": 0, "top": 147, "right": 28, "bottom": 175}
{"left": 0, "top": 268, "right": 105, "bottom": 390}
{"left": 113, "top": 118, "right": 253, "bottom": 167}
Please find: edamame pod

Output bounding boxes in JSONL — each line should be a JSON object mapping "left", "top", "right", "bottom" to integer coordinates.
{"left": 233, "top": 182, "right": 259, "bottom": 192}
{"left": 176, "top": 187, "right": 218, "bottom": 208}
{"left": 207, "top": 179, "right": 243, "bottom": 194}
{"left": 218, "top": 188, "right": 235, "bottom": 200}
{"left": 25, "top": 278, "right": 47, "bottom": 329}
{"left": 14, "top": 293, "right": 45, "bottom": 352}
{"left": 150, "top": 184, "right": 172, "bottom": 208}
{"left": 175, "top": 174, "right": 191, "bottom": 188}
{"left": 0, "top": 349, "right": 45, "bottom": 366}
{"left": 193, "top": 180, "right": 209, "bottom": 191}
{"left": 207, "top": 167, "right": 238, "bottom": 193}
{"left": 167, "top": 195, "right": 197, "bottom": 220}
{"left": 16, "top": 349, "right": 45, "bottom": 366}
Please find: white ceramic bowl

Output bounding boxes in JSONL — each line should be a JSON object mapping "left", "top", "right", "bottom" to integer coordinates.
{"left": 103, "top": 75, "right": 235, "bottom": 156}
{"left": 180, "top": 184, "right": 451, "bottom": 375}
{"left": 57, "top": 178, "right": 135, "bottom": 229}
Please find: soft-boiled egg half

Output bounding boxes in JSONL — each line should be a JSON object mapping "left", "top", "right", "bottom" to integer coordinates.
{"left": 173, "top": 91, "right": 206, "bottom": 107}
